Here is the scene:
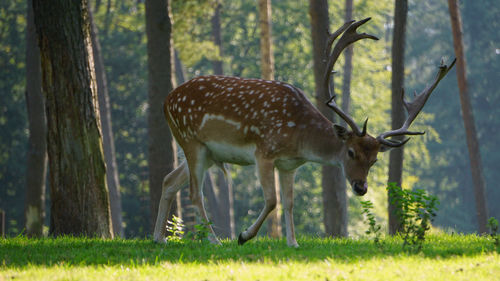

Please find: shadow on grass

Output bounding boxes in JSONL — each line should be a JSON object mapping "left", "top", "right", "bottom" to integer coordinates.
{"left": 0, "top": 235, "right": 497, "bottom": 268}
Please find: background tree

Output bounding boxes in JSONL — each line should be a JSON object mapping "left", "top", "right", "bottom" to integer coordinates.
{"left": 388, "top": 0, "right": 407, "bottom": 235}
{"left": 24, "top": 0, "right": 47, "bottom": 238}
{"left": 258, "top": 0, "right": 281, "bottom": 238}
{"left": 32, "top": 0, "right": 113, "bottom": 237}
{"left": 308, "top": 0, "right": 348, "bottom": 237}
{"left": 206, "top": 0, "right": 235, "bottom": 239}
{"left": 341, "top": 0, "right": 353, "bottom": 124}
{"left": 447, "top": 0, "right": 488, "bottom": 234}
{"left": 89, "top": 3, "right": 124, "bottom": 237}
{"left": 145, "top": 0, "right": 176, "bottom": 231}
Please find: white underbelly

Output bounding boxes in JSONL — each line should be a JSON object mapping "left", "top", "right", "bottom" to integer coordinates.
{"left": 205, "top": 141, "right": 256, "bottom": 165}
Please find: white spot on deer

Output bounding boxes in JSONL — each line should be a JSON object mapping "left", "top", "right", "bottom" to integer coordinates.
{"left": 227, "top": 87, "right": 233, "bottom": 91}
{"left": 188, "top": 108, "right": 191, "bottom": 113}
{"left": 276, "top": 123, "right": 282, "bottom": 127}
{"left": 250, "top": 126, "right": 261, "bottom": 135}
{"left": 191, "top": 100, "right": 195, "bottom": 105}
{"left": 249, "top": 90, "right": 255, "bottom": 95}
{"left": 287, "top": 121, "right": 296, "bottom": 127}
{"left": 178, "top": 107, "right": 182, "bottom": 112}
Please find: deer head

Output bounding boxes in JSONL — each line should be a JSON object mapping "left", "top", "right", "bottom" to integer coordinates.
{"left": 323, "top": 18, "right": 455, "bottom": 196}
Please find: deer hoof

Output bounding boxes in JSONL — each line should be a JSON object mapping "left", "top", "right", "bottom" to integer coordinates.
{"left": 238, "top": 233, "right": 248, "bottom": 245}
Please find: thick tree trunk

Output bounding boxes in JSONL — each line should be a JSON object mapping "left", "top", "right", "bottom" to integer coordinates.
{"left": 32, "top": 0, "right": 113, "bottom": 238}
{"left": 388, "top": 0, "right": 407, "bottom": 235}
{"left": 24, "top": 0, "right": 47, "bottom": 238}
{"left": 145, "top": 0, "right": 176, "bottom": 232}
{"left": 258, "top": 0, "right": 281, "bottom": 238}
{"left": 447, "top": 0, "right": 488, "bottom": 234}
{"left": 309, "top": 0, "right": 348, "bottom": 237}
{"left": 89, "top": 4, "right": 124, "bottom": 237}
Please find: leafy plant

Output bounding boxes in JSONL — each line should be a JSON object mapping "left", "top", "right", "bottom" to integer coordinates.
{"left": 487, "top": 217, "right": 499, "bottom": 248}
{"left": 166, "top": 215, "right": 185, "bottom": 241}
{"left": 184, "top": 220, "right": 213, "bottom": 242}
{"left": 360, "top": 200, "right": 382, "bottom": 244}
{"left": 387, "top": 182, "right": 439, "bottom": 252}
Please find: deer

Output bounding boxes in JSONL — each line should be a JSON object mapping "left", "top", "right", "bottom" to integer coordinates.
{"left": 153, "top": 18, "right": 455, "bottom": 247}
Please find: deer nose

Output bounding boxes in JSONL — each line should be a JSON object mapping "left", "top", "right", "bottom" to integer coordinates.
{"left": 352, "top": 181, "right": 368, "bottom": 196}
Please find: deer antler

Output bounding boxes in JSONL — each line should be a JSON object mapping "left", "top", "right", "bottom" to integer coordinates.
{"left": 323, "top": 18, "right": 378, "bottom": 137}
{"left": 376, "top": 58, "right": 456, "bottom": 147}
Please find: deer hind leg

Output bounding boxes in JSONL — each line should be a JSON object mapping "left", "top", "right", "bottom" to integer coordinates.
{"left": 185, "top": 145, "right": 221, "bottom": 245}
{"left": 154, "top": 160, "right": 189, "bottom": 243}
{"left": 238, "top": 155, "right": 277, "bottom": 245}
{"left": 278, "top": 168, "right": 298, "bottom": 247}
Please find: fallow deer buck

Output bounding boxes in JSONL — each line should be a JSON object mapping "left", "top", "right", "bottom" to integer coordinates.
{"left": 154, "top": 18, "right": 455, "bottom": 247}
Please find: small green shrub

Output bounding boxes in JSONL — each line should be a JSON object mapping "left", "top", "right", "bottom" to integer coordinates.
{"left": 360, "top": 200, "right": 382, "bottom": 244}
{"left": 487, "top": 217, "right": 499, "bottom": 248}
{"left": 166, "top": 215, "right": 213, "bottom": 242}
{"left": 387, "top": 182, "right": 439, "bottom": 252}
{"left": 166, "top": 215, "right": 185, "bottom": 241}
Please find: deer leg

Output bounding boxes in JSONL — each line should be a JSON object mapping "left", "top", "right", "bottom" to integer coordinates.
{"left": 238, "top": 156, "right": 277, "bottom": 245}
{"left": 278, "top": 168, "right": 298, "bottom": 247}
{"left": 154, "top": 161, "right": 189, "bottom": 243}
{"left": 185, "top": 147, "right": 220, "bottom": 245}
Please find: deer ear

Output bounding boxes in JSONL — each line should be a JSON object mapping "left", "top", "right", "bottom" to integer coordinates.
{"left": 334, "top": 124, "right": 349, "bottom": 140}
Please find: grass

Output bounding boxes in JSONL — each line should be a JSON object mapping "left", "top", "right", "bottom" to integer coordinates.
{"left": 1, "top": 234, "right": 499, "bottom": 280}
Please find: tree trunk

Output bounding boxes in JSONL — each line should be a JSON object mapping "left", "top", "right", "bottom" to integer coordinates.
{"left": 388, "top": 0, "right": 407, "bottom": 235}
{"left": 89, "top": 4, "right": 124, "bottom": 237}
{"left": 309, "top": 0, "right": 348, "bottom": 237}
{"left": 258, "top": 0, "right": 281, "bottom": 238}
{"left": 341, "top": 0, "right": 353, "bottom": 126}
{"left": 32, "top": 0, "right": 113, "bottom": 238}
{"left": 24, "top": 0, "right": 47, "bottom": 238}
{"left": 447, "top": 0, "right": 488, "bottom": 234}
{"left": 211, "top": 1, "right": 224, "bottom": 76}
{"left": 145, "top": 0, "right": 176, "bottom": 232}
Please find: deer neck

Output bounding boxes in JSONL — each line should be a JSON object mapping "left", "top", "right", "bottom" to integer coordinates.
{"left": 298, "top": 120, "right": 345, "bottom": 166}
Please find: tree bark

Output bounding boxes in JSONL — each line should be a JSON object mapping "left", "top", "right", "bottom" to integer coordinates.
{"left": 145, "top": 0, "right": 176, "bottom": 231}
{"left": 32, "top": 0, "right": 113, "bottom": 238}
{"left": 207, "top": 2, "right": 236, "bottom": 239}
{"left": 340, "top": 0, "right": 353, "bottom": 127}
{"left": 388, "top": 0, "right": 407, "bottom": 235}
{"left": 25, "top": 0, "right": 47, "bottom": 238}
{"left": 447, "top": 0, "right": 488, "bottom": 234}
{"left": 89, "top": 4, "right": 124, "bottom": 237}
{"left": 258, "top": 0, "right": 281, "bottom": 238}
{"left": 309, "top": 0, "right": 348, "bottom": 237}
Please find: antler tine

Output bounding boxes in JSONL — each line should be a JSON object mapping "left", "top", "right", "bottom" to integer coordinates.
{"left": 323, "top": 18, "right": 378, "bottom": 137}
{"left": 326, "top": 95, "right": 367, "bottom": 136}
{"left": 377, "top": 58, "right": 456, "bottom": 147}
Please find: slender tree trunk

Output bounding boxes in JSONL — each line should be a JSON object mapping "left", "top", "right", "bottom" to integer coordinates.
{"left": 25, "top": 0, "right": 47, "bottom": 238}
{"left": 309, "top": 0, "right": 348, "bottom": 237}
{"left": 207, "top": 2, "right": 236, "bottom": 239}
{"left": 33, "top": 0, "right": 113, "bottom": 238}
{"left": 447, "top": 0, "right": 488, "bottom": 234}
{"left": 258, "top": 0, "right": 281, "bottom": 238}
{"left": 145, "top": 0, "right": 176, "bottom": 232}
{"left": 211, "top": 1, "right": 224, "bottom": 76}
{"left": 341, "top": 0, "right": 353, "bottom": 126}
{"left": 388, "top": 0, "right": 407, "bottom": 235}
{"left": 89, "top": 4, "right": 124, "bottom": 237}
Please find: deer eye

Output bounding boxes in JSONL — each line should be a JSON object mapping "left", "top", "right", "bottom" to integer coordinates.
{"left": 348, "top": 148, "right": 355, "bottom": 159}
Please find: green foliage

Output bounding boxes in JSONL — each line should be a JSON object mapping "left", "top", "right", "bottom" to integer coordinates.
{"left": 165, "top": 215, "right": 185, "bottom": 241}
{"left": 387, "top": 182, "right": 439, "bottom": 252}
{"left": 487, "top": 217, "right": 499, "bottom": 248}
{"left": 360, "top": 200, "right": 382, "bottom": 244}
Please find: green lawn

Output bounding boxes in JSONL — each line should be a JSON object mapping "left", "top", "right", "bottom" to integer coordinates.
{"left": 1, "top": 234, "right": 499, "bottom": 280}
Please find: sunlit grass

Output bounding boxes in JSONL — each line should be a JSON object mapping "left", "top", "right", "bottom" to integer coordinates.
{"left": 1, "top": 234, "right": 498, "bottom": 280}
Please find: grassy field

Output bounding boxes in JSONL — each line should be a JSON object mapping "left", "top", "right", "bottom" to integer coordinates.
{"left": 1, "top": 234, "right": 499, "bottom": 280}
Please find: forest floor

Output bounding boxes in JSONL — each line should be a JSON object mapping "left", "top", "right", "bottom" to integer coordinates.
{"left": 0, "top": 234, "right": 499, "bottom": 280}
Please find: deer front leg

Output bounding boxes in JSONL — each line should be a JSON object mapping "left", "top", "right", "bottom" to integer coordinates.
{"left": 238, "top": 155, "right": 277, "bottom": 245}
{"left": 154, "top": 161, "right": 189, "bottom": 243}
{"left": 278, "top": 168, "right": 298, "bottom": 247}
